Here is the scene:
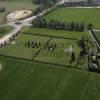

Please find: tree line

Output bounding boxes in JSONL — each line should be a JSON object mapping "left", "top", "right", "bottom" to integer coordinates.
{"left": 32, "top": 17, "right": 93, "bottom": 32}
{"left": 32, "top": 0, "right": 60, "bottom": 8}
{"left": 25, "top": 40, "right": 57, "bottom": 52}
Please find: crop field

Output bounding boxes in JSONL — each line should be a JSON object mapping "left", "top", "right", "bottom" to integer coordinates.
{"left": 0, "top": 0, "right": 38, "bottom": 24}
{"left": 0, "top": 56, "right": 100, "bottom": 100}
{"left": 44, "top": 7, "right": 100, "bottom": 29}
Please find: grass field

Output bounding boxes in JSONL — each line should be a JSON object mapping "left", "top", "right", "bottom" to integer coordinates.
{"left": 0, "top": 0, "right": 38, "bottom": 24}
{"left": 22, "top": 27, "right": 92, "bottom": 40}
{"left": 0, "top": 26, "right": 12, "bottom": 38}
{"left": 0, "top": 56, "right": 100, "bottom": 100}
{"left": 44, "top": 7, "right": 100, "bottom": 29}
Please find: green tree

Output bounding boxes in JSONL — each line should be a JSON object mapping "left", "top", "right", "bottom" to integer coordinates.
{"left": 32, "top": 0, "right": 59, "bottom": 8}
{"left": 87, "top": 23, "right": 93, "bottom": 30}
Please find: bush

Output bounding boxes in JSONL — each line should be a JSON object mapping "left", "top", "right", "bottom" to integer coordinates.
{"left": 0, "top": 7, "right": 6, "bottom": 12}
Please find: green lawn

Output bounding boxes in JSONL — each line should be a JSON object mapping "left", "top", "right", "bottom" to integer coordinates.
{"left": 0, "top": 26, "right": 12, "bottom": 38}
{"left": 0, "top": 56, "right": 100, "bottom": 100}
{"left": 94, "top": 31, "right": 100, "bottom": 40}
{"left": 44, "top": 7, "right": 100, "bottom": 29}
{"left": 22, "top": 27, "right": 92, "bottom": 40}
{"left": 0, "top": 0, "right": 38, "bottom": 24}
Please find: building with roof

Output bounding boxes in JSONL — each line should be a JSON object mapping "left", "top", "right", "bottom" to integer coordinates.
{"left": 63, "top": 0, "right": 99, "bottom": 6}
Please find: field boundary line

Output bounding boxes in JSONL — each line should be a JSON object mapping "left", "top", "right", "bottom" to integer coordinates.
{"left": 23, "top": 32, "right": 78, "bottom": 40}
{"left": 0, "top": 54, "right": 87, "bottom": 72}
{"left": 24, "top": 32, "right": 95, "bottom": 42}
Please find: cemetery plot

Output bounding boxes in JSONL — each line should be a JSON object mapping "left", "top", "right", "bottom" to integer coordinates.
{"left": 0, "top": 34, "right": 49, "bottom": 60}
{"left": 35, "top": 38, "right": 79, "bottom": 66}
{"left": 0, "top": 30, "right": 97, "bottom": 70}
{"left": 34, "top": 37, "right": 90, "bottom": 69}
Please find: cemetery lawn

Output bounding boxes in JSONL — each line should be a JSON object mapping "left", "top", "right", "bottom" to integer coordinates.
{"left": 22, "top": 27, "right": 91, "bottom": 40}
{"left": 0, "top": 56, "right": 100, "bottom": 100}
{"left": 44, "top": 7, "right": 100, "bottom": 29}
{"left": 0, "top": 28, "right": 95, "bottom": 69}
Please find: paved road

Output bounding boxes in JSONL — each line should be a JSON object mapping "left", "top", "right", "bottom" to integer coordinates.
{"left": 0, "top": 21, "right": 33, "bottom": 44}
{"left": 94, "top": 29, "right": 100, "bottom": 32}
{"left": 0, "top": 1, "right": 64, "bottom": 45}
{"left": 0, "top": 13, "right": 45, "bottom": 45}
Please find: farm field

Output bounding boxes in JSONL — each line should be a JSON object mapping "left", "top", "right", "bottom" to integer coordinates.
{"left": 0, "top": 56, "right": 100, "bottom": 100}
{"left": 0, "top": 0, "right": 38, "bottom": 24}
{"left": 0, "top": 26, "right": 12, "bottom": 38}
{"left": 44, "top": 7, "right": 100, "bottom": 29}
